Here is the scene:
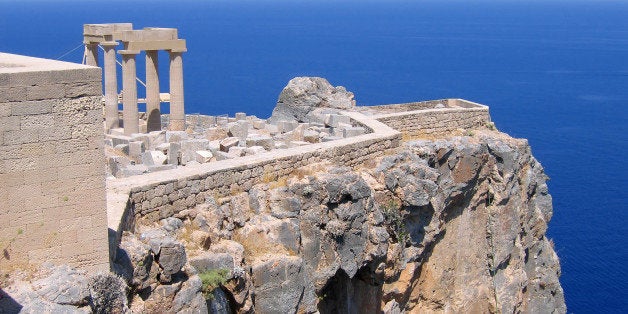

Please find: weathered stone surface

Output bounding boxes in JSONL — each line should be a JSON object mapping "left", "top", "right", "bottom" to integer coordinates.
{"left": 245, "top": 146, "right": 266, "bottom": 156}
{"left": 180, "top": 139, "right": 210, "bottom": 165}
{"left": 246, "top": 134, "right": 274, "bottom": 150}
{"left": 228, "top": 120, "right": 250, "bottom": 139}
{"left": 219, "top": 136, "right": 239, "bottom": 152}
{"left": 190, "top": 252, "right": 234, "bottom": 275}
{"left": 251, "top": 256, "right": 317, "bottom": 314}
{"left": 208, "top": 288, "right": 232, "bottom": 314}
{"left": 142, "top": 150, "right": 167, "bottom": 166}
{"left": 195, "top": 150, "right": 213, "bottom": 163}
{"left": 269, "top": 77, "right": 355, "bottom": 123}
{"left": 172, "top": 274, "right": 208, "bottom": 313}
{"left": 88, "top": 273, "right": 129, "bottom": 314}
{"left": 32, "top": 265, "right": 90, "bottom": 306}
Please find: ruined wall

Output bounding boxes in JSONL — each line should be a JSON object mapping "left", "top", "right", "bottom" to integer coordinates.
{"left": 107, "top": 112, "right": 400, "bottom": 239}
{"left": 374, "top": 102, "right": 490, "bottom": 137}
{"left": 0, "top": 53, "right": 108, "bottom": 272}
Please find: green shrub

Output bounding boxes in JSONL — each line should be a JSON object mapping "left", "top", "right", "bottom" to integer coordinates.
{"left": 199, "top": 268, "right": 230, "bottom": 297}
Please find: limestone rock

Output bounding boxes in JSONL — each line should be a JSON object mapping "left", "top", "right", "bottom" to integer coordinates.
{"left": 269, "top": 77, "right": 355, "bottom": 123}
{"left": 88, "top": 273, "right": 129, "bottom": 314}
{"left": 32, "top": 265, "right": 90, "bottom": 306}
{"left": 251, "top": 255, "right": 317, "bottom": 313}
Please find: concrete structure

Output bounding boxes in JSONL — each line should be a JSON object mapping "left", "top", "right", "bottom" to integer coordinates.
{"left": 83, "top": 24, "right": 187, "bottom": 134}
{"left": 0, "top": 53, "right": 108, "bottom": 272}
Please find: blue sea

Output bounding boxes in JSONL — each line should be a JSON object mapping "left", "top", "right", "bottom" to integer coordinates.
{"left": 1, "top": 0, "right": 626, "bottom": 312}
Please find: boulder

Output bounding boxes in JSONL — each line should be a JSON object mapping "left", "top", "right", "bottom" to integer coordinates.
{"left": 268, "top": 77, "right": 355, "bottom": 124}
{"left": 32, "top": 265, "right": 90, "bottom": 306}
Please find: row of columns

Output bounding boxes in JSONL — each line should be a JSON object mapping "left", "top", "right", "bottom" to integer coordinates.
{"left": 83, "top": 24, "right": 187, "bottom": 135}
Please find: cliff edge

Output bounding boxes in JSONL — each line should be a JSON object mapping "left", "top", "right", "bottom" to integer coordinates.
{"left": 111, "top": 129, "right": 565, "bottom": 313}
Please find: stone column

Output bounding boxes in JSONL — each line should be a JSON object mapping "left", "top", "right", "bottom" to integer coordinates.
{"left": 168, "top": 51, "right": 185, "bottom": 131}
{"left": 121, "top": 51, "right": 139, "bottom": 135}
{"left": 145, "top": 50, "right": 161, "bottom": 132}
{"left": 84, "top": 43, "right": 99, "bottom": 67}
{"left": 102, "top": 42, "right": 119, "bottom": 130}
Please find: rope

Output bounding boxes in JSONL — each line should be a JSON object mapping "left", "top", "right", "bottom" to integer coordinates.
{"left": 55, "top": 43, "right": 85, "bottom": 61}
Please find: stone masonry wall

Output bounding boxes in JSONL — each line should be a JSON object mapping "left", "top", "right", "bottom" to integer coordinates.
{"left": 106, "top": 111, "right": 401, "bottom": 246}
{"left": 374, "top": 103, "right": 490, "bottom": 137}
{"left": 0, "top": 53, "right": 108, "bottom": 273}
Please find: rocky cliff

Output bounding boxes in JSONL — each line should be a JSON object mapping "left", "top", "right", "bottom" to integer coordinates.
{"left": 0, "top": 77, "right": 565, "bottom": 313}
{"left": 109, "top": 129, "right": 564, "bottom": 313}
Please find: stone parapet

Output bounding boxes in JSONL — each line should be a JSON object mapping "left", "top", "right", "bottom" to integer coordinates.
{"left": 372, "top": 99, "right": 490, "bottom": 137}
{"left": 106, "top": 112, "right": 401, "bottom": 259}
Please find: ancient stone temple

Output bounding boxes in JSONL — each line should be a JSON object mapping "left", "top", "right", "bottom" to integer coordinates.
{"left": 83, "top": 23, "right": 187, "bottom": 135}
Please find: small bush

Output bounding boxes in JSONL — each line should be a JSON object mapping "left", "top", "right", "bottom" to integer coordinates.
{"left": 381, "top": 200, "right": 408, "bottom": 246}
{"left": 199, "top": 268, "right": 230, "bottom": 297}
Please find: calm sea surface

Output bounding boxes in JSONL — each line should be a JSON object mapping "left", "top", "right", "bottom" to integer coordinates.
{"left": 1, "top": 0, "right": 627, "bottom": 312}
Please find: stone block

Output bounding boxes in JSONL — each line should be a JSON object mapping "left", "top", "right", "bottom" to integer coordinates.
{"left": 265, "top": 124, "right": 279, "bottom": 135}
{"left": 181, "top": 139, "right": 210, "bottom": 165}
{"left": 245, "top": 134, "right": 274, "bottom": 150}
{"left": 155, "top": 142, "right": 170, "bottom": 154}
{"left": 288, "top": 140, "right": 309, "bottom": 148}
{"left": 120, "top": 164, "right": 149, "bottom": 177}
{"left": 142, "top": 150, "right": 167, "bottom": 166}
{"left": 235, "top": 112, "right": 246, "bottom": 121}
{"left": 168, "top": 142, "right": 181, "bottom": 165}
{"left": 166, "top": 131, "right": 188, "bottom": 143}
{"left": 214, "top": 151, "right": 234, "bottom": 161}
{"left": 147, "top": 130, "right": 167, "bottom": 149}
{"left": 219, "top": 137, "right": 239, "bottom": 152}
{"left": 128, "top": 141, "right": 145, "bottom": 159}
{"left": 321, "top": 136, "right": 342, "bottom": 142}
{"left": 228, "top": 120, "right": 250, "bottom": 139}
{"left": 252, "top": 120, "right": 266, "bottom": 129}
{"left": 303, "top": 130, "right": 320, "bottom": 143}
{"left": 228, "top": 146, "right": 245, "bottom": 157}
{"left": 324, "top": 114, "right": 350, "bottom": 127}
{"left": 245, "top": 146, "right": 266, "bottom": 156}
{"left": 195, "top": 150, "right": 213, "bottom": 163}
{"left": 274, "top": 142, "right": 289, "bottom": 149}
{"left": 148, "top": 164, "right": 177, "bottom": 172}
{"left": 277, "top": 120, "right": 298, "bottom": 133}
{"left": 207, "top": 140, "right": 221, "bottom": 154}
{"left": 205, "top": 127, "right": 228, "bottom": 141}
{"left": 343, "top": 126, "right": 366, "bottom": 138}
{"left": 216, "top": 116, "right": 229, "bottom": 126}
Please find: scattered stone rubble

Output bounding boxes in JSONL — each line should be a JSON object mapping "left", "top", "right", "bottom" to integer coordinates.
{"left": 105, "top": 77, "right": 368, "bottom": 178}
